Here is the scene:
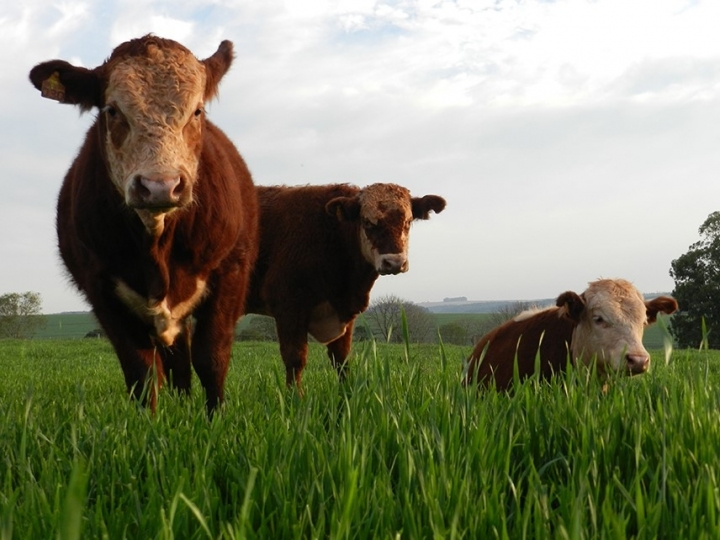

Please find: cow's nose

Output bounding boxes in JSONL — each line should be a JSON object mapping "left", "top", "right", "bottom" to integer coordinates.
{"left": 378, "top": 254, "right": 408, "bottom": 275}
{"left": 131, "top": 175, "right": 185, "bottom": 208}
{"left": 626, "top": 353, "right": 650, "bottom": 374}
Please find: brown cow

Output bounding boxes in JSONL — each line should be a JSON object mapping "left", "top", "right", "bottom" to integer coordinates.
{"left": 245, "top": 183, "right": 446, "bottom": 389}
{"left": 29, "top": 35, "right": 258, "bottom": 414}
{"left": 463, "top": 279, "right": 678, "bottom": 389}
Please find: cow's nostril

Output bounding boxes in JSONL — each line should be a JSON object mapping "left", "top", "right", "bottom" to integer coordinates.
{"left": 170, "top": 177, "right": 185, "bottom": 200}
{"left": 379, "top": 256, "right": 404, "bottom": 275}
{"left": 626, "top": 353, "right": 649, "bottom": 373}
{"left": 132, "top": 175, "right": 183, "bottom": 206}
{"left": 134, "top": 176, "right": 151, "bottom": 199}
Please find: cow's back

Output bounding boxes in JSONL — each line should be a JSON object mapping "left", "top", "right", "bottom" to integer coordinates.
{"left": 465, "top": 308, "right": 576, "bottom": 389}
{"left": 245, "top": 184, "right": 362, "bottom": 315}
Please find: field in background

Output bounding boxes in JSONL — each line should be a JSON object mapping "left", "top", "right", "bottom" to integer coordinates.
{"left": 1, "top": 338, "right": 719, "bottom": 538}
{"left": 36, "top": 312, "right": 258, "bottom": 339}
{"left": 36, "top": 311, "right": 673, "bottom": 348}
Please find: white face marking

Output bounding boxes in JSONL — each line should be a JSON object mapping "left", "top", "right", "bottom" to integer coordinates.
{"left": 115, "top": 278, "right": 207, "bottom": 346}
{"left": 103, "top": 45, "right": 206, "bottom": 233}
{"left": 570, "top": 280, "right": 650, "bottom": 374}
{"left": 357, "top": 184, "right": 413, "bottom": 274}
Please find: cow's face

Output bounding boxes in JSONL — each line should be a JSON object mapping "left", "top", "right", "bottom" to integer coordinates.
{"left": 102, "top": 45, "right": 205, "bottom": 224}
{"left": 29, "top": 35, "right": 234, "bottom": 235}
{"left": 558, "top": 279, "right": 678, "bottom": 376}
{"left": 326, "top": 183, "right": 446, "bottom": 275}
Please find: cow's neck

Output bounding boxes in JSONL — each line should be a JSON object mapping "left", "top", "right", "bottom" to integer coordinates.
{"left": 138, "top": 211, "right": 168, "bottom": 237}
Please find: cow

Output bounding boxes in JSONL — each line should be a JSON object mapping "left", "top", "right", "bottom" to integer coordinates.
{"left": 244, "top": 183, "right": 446, "bottom": 390}
{"left": 29, "top": 35, "right": 258, "bottom": 414}
{"left": 463, "top": 279, "right": 678, "bottom": 389}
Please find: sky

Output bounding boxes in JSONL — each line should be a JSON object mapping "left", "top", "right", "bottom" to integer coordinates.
{"left": 2, "top": 0, "right": 720, "bottom": 314}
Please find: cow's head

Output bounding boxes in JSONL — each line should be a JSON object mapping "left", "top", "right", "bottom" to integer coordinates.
{"left": 29, "top": 35, "right": 233, "bottom": 235}
{"left": 556, "top": 279, "right": 678, "bottom": 376}
{"left": 325, "top": 183, "right": 446, "bottom": 275}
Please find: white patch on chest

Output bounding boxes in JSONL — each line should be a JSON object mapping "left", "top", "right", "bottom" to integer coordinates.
{"left": 115, "top": 278, "right": 207, "bottom": 346}
{"left": 308, "top": 301, "right": 348, "bottom": 344}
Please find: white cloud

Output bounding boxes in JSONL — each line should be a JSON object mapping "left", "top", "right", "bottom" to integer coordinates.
{"left": 5, "top": 0, "right": 720, "bottom": 312}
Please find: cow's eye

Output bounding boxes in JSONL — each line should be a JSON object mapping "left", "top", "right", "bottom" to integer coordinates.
{"left": 593, "top": 316, "right": 605, "bottom": 325}
{"left": 194, "top": 108, "right": 203, "bottom": 117}
{"left": 105, "top": 105, "right": 117, "bottom": 117}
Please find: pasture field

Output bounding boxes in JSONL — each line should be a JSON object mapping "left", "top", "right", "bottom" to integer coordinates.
{"left": 2, "top": 338, "right": 720, "bottom": 539}
{"left": 35, "top": 311, "right": 672, "bottom": 349}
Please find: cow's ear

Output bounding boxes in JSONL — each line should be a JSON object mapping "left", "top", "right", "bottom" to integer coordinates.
{"left": 326, "top": 196, "right": 360, "bottom": 222}
{"left": 29, "top": 60, "right": 101, "bottom": 112}
{"left": 556, "top": 291, "right": 585, "bottom": 322}
{"left": 411, "top": 195, "right": 446, "bottom": 220}
{"left": 202, "top": 40, "right": 234, "bottom": 101}
{"left": 646, "top": 296, "right": 678, "bottom": 324}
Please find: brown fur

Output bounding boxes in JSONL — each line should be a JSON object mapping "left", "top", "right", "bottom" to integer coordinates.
{"left": 245, "top": 183, "right": 445, "bottom": 389}
{"left": 464, "top": 279, "right": 678, "bottom": 390}
{"left": 29, "top": 36, "right": 258, "bottom": 414}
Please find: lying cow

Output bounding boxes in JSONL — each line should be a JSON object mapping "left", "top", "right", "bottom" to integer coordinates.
{"left": 463, "top": 279, "right": 678, "bottom": 389}
{"left": 29, "top": 35, "right": 258, "bottom": 414}
{"left": 245, "top": 183, "right": 446, "bottom": 389}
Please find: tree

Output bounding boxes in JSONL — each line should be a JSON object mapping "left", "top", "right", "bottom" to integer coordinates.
{"left": 670, "top": 211, "right": 720, "bottom": 348}
{"left": 236, "top": 315, "right": 278, "bottom": 342}
{"left": 364, "top": 294, "right": 436, "bottom": 343}
{"left": 439, "top": 316, "right": 497, "bottom": 346}
{"left": 0, "top": 292, "right": 46, "bottom": 339}
{"left": 438, "top": 322, "right": 467, "bottom": 345}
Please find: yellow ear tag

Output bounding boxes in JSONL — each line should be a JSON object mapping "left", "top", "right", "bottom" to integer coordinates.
{"left": 41, "top": 72, "right": 65, "bottom": 102}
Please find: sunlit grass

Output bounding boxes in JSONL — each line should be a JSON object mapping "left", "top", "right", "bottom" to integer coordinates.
{"left": 1, "top": 338, "right": 720, "bottom": 538}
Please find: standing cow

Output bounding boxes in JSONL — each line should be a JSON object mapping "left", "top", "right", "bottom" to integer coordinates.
{"left": 29, "top": 35, "right": 258, "bottom": 414}
{"left": 245, "top": 183, "right": 446, "bottom": 390}
{"left": 463, "top": 279, "right": 678, "bottom": 389}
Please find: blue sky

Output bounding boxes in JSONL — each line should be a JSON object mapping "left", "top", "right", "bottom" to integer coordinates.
{"left": 3, "top": 0, "right": 720, "bottom": 313}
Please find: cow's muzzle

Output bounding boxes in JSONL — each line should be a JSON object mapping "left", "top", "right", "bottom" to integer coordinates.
{"left": 626, "top": 353, "right": 650, "bottom": 375}
{"left": 128, "top": 175, "right": 189, "bottom": 210}
{"left": 377, "top": 254, "right": 409, "bottom": 275}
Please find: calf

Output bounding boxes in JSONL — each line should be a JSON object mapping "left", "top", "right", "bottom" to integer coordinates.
{"left": 245, "top": 183, "right": 445, "bottom": 389}
{"left": 29, "top": 35, "right": 258, "bottom": 413}
{"left": 463, "top": 279, "right": 678, "bottom": 389}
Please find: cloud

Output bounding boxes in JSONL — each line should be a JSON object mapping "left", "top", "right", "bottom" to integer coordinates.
{"left": 5, "top": 0, "right": 720, "bottom": 312}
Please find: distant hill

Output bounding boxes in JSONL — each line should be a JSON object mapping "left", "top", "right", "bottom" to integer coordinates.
{"left": 420, "top": 299, "right": 554, "bottom": 314}
{"left": 420, "top": 292, "right": 673, "bottom": 314}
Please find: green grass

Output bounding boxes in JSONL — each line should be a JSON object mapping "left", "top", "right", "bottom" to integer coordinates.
{"left": 2, "top": 338, "right": 719, "bottom": 538}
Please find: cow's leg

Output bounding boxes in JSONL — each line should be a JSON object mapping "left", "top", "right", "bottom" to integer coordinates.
{"left": 191, "top": 311, "right": 234, "bottom": 415}
{"left": 91, "top": 300, "right": 165, "bottom": 411}
{"left": 161, "top": 323, "right": 193, "bottom": 396}
{"left": 274, "top": 317, "right": 310, "bottom": 392}
{"left": 190, "top": 273, "right": 246, "bottom": 415}
{"left": 326, "top": 319, "right": 354, "bottom": 381}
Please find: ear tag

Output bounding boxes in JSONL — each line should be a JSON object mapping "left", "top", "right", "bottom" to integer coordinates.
{"left": 41, "top": 72, "right": 65, "bottom": 102}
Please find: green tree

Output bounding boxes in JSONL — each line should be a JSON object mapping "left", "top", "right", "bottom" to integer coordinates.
{"left": 0, "top": 291, "right": 46, "bottom": 339}
{"left": 670, "top": 211, "right": 720, "bottom": 348}
{"left": 365, "top": 294, "right": 436, "bottom": 343}
{"left": 236, "top": 315, "right": 278, "bottom": 342}
{"left": 438, "top": 322, "right": 467, "bottom": 345}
